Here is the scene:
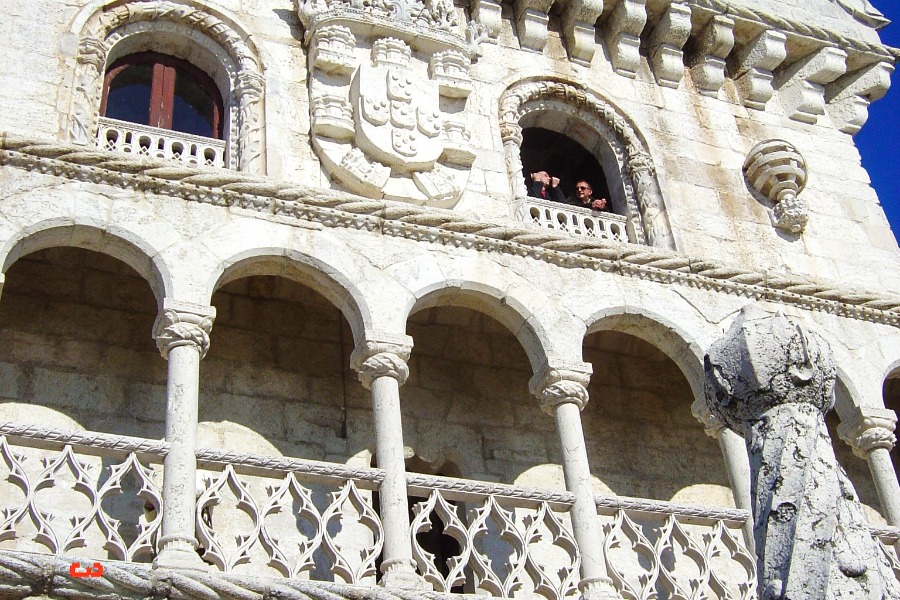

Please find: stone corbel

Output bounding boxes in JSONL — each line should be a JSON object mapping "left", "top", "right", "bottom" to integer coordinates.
{"left": 686, "top": 15, "right": 734, "bottom": 97}
{"left": 515, "top": 0, "right": 552, "bottom": 52}
{"left": 825, "top": 61, "right": 894, "bottom": 135}
{"left": 561, "top": 0, "right": 603, "bottom": 66}
{"left": 604, "top": 0, "right": 647, "bottom": 78}
{"left": 837, "top": 406, "right": 897, "bottom": 459}
{"left": 528, "top": 362, "right": 593, "bottom": 414}
{"left": 152, "top": 300, "right": 216, "bottom": 360}
{"left": 728, "top": 29, "right": 787, "bottom": 110}
{"left": 351, "top": 334, "right": 415, "bottom": 389}
{"left": 743, "top": 139, "right": 808, "bottom": 234}
{"left": 471, "top": 0, "right": 502, "bottom": 38}
{"left": 648, "top": 3, "right": 692, "bottom": 88}
{"left": 774, "top": 46, "right": 848, "bottom": 124}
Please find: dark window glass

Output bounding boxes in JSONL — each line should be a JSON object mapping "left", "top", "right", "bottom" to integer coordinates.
{"left": 172, "top": 66, "right": 216, "bottom": 138}
{"left": 104, "top": 63, "right": 153, "bottom": 125}
{"left": 102, "top": 52, "right": 223, "bottom": 139}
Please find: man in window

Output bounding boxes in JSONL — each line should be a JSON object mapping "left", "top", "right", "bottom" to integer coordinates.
{"left": 528, "top": 171, "right": 566, "bottom": 203}
{"left": 569, "top": 180, "right": 611, "bottom": 212}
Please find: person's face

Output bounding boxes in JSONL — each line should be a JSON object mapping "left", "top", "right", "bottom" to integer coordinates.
{"left": 574, "top": 182, "right": 592, "bottom": 201}
{"left": 537, "top": 171, "right": 550, "bottom": 185}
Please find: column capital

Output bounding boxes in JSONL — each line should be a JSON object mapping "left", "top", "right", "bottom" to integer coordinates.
{"left": 691, "top": 396, "right": 727, "bottom": 439}
{"left": 837, "top": 406, "right": 897, "bottom": 459}
{"left": 351, "top": 334, "right": 414, "bottom": 389}
{"left": 530, "top": 362, "right": 592, "bottom": 414}
{"left": 153, "top": 299, "right": 216, "bottom": 360}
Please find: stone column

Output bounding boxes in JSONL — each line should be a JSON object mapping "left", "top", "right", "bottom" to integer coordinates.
{"left": 531, "top": 368, "right": 620, "bottom": 600}
{"left": 837, "top": 406, "right": 900, "bottom": 527}
{"left": 691, "top": 397, "right": 755, "bottom": 554}
{"left": 235, "top": 71, "right": 266, "bottom": 174}
{"left": 153, "top": 299, "right": 216, "bottom": 569}
{"left": 351, "top": 337, "right": 424, "bottom": 589}
{"left": 703, "top": 305, "right": 899, "bottom": 599}
{"left": 67, "top": 36, "right": 107, "bottom": 146}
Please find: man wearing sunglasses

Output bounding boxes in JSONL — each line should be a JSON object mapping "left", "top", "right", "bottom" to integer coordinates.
{"left": 571, "top": 180, "right": 611, "bottom": 212}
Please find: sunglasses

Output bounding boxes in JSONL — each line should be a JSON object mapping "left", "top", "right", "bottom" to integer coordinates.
{"left": 576, "top": 186, "right": 591, "bottom": 191}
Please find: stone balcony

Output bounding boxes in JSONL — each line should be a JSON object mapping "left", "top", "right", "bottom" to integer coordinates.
{"left": 96, "top": 117, "right": 227, "bottom": 168}
{"left": 4, "top": 422, "right": 898, "bottom": 599}
{"left": 524, "top": 198, "right": 629, "bottom": 243}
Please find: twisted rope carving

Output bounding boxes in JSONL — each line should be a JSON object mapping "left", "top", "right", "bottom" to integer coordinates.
{"left": 2, "top": 134, "right": 900, "bottom": 330}
{"left": 0, "top": 422, "right": 169, "bottom": 456}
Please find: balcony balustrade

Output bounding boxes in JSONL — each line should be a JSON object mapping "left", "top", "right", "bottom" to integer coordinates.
{"left": 0, "top": 422, "right": 898, "bottom": 599}
{"left": 524, "top": 197, "right": 629, "bottom": 242}
{"left": 96, "top": 117, "right": 226, "bottom": 168}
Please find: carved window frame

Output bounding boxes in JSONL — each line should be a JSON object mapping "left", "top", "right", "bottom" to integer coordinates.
{"left": 63, "top": 1, "right": 266, "bottom": 174}
{"left": 499, "top": 80, "right": 675, "bottom": 250}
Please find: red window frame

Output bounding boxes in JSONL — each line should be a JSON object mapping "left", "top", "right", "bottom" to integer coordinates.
{"left": 101, "top": 52, "right": 224, "bottom": 139}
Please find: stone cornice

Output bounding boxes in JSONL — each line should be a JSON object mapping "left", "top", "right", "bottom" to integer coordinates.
{"left": 2, "top": 133, "right": 900, "bottom": 329}
{"left": 684, "top": 0, "right": 899, "bottom": 62}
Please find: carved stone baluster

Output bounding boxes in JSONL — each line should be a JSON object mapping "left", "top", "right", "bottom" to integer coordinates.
{"left": 838, "top": 406, "right": 900, "bottom": 528}
{"left": 152, "top": 300, "right": 216, "bottom": 569}
{"left": 648, "top": 3, "right": 691, "bottom": 89}
{"left": 825, "top": 61, "right": 894, "bottom": 135}
{"left": 729, "top": 30, "right": 787, "bottom": 110}
{"left": 703, "top": 306, "right": 900, "bottom": 598}
{"left": 531, "top": 366, "right": 621, "bottom": 600}
{"left": 604, "top": 0, "right": 647, "bottom": 78}
{"left": 691, "top": 397, "right": 755, "bottom": 554}
{"left": 352, "top": 336, "right": 425, "bottom": 589}
{"left": 774, "top": 46, "right": 847, "bottom": 124}
{"left": 687, "top": 15, "right": 734, "bottom": 97}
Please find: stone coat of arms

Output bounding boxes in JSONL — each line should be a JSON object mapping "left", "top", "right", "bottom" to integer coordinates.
{"left": 299, "top": 0, "right": 482, "bottom": 208}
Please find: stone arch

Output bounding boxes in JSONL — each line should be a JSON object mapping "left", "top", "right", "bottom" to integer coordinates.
{"left": 499, "top": 79, "right": 676, "bottom": 250}
{"left": 207, "top": 249, "right": 372, "bottom": 349}
{"left": 584, "top": 307, "right": 705, "bottom": 401}
{"left": 63, "top": 0, "right": 266, "bottom": 173}
{"left": 0, "top": 222, "right": 171, "bottom": 308}
{"left": 405, "top": 280, "right": 553, "bottom": 375}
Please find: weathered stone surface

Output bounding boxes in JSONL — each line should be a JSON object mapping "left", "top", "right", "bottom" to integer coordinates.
{"left": 704, "top": 306, "right": 900, "bottom": 599}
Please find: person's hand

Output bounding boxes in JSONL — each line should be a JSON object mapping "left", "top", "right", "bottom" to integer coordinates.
{"left": 531, "top": 172, "right": 541, "bottom": 182}
{"left": 592, "top": 198, "right": 608, "bottom": 210}
{"left": 550, "top": 176, "right": 560, "bottom": 187}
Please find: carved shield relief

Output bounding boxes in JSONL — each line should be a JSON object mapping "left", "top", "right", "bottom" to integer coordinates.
{"left": 305, "top": 16, "right": 477, "bottom": 209}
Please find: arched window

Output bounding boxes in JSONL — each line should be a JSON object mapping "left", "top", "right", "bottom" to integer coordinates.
{"left": 101, "top": 52, "right": 223, "bottom": 139}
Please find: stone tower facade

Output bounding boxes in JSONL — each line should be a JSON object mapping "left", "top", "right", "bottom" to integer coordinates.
{"left": 0, "top": 0, "right": 898, "bottom": 598}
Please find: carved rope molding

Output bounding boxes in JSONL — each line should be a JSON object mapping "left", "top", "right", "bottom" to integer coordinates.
{"left": 682, "top": 0, "right": 899, "bottom": 62}
{"left": 1, "top": 133, "right": 900, "bottom": 328}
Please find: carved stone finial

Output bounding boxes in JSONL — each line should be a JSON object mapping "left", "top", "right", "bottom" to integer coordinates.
{"left": 837, "top": 406, "right": 897, "bottom": 459}
{"left": 153, "top": 301, "right": 216, "bottom": 360}
{"left": 529, "top": 364, "right": 592, "bottom": 414}
{"left": 351, "top": 336, "right": 414, "bottom": 389}
{"left": 703, "top": 305, "right": 900, "bottom": 599}
{"left": 743, "top": 140, "right": 809, "bottom": 234}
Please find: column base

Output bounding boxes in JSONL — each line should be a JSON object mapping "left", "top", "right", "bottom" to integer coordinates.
{"left": 380, "top": 558, "right": 429, "bottom": 590}
{"left": 154, "top": 535, "right": 208, "bottom": 570}
{"left": 579, "top": 576, "right": 622, "bottom": 600}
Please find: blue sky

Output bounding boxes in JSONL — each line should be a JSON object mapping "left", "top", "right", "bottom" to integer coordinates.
{"left": 857, "top": 2, "right": 900, "bottom": 238}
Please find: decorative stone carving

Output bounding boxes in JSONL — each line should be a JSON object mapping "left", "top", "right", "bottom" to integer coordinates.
{"left": 649, "top": 3, "right": 692, "bottom": 89}
{"left": 687, "top": 15, "right": 734, "bottom": 97}
{"left": 743, "top": 139, "right": 809, "bottom": 234}
{"left": 774, "top": 46, "right": 848, "bottom": 124}
{"left": 837, "top": 406, "right": 897, "bottom": 459}
{"left": 831, "top": 0, "right": 890, "bottom": 29}
{"left": 152, "top": 301, "right": 216, "bottom": 359}
{"left": 604, "top": 0, "right": 647, "bottom": 78}
{"left": 311, "top": 25, "right": 357, "bottom": 74}
{"left": 529, "top": 365, "right": 592, "bottom": 413}
{"left": 471, "top": 0, "right": 502, "bottom": 38}
{"left": 351, "top": 336, "right": 414, "bottom": 389}
{"left": 729, "top": 30, "right": 788, "bottom": 110}
{"left": 825, "top": 61, "right": 894, "bottom": 135}
{"left": 301, "top": 1, "right": 477, "bottom": 209}
{"left": 515, "top": 0, "right": 551, "bottom": 53}
{"left": 68, "top": 36, "right": 108, "bottom": 146}
{"left": 561, "top": 0, "right": 604, "bottom": 65}
{"left": 703, "top": 306, "right": 900, "bottom": 599}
